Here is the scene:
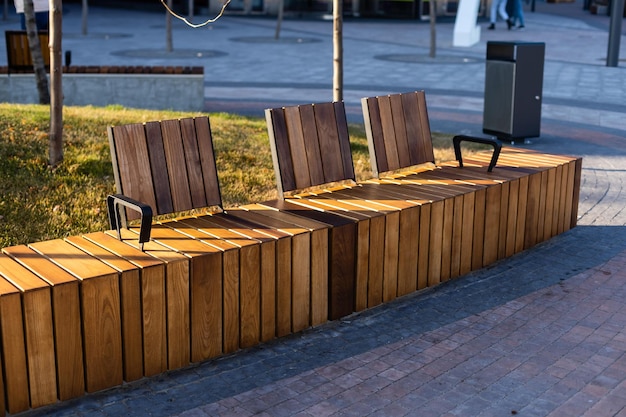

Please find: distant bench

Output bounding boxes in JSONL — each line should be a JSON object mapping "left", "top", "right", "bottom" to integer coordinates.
{"left": 4, "top": 30, "right": 51, "bottom": 74}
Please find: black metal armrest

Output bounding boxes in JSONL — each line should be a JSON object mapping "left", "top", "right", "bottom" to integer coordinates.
{"left": 452, "top": 135, "right": 502, "bottom": 172}
{"left": 107, "top": 194, "right": 153, "bottom": 251}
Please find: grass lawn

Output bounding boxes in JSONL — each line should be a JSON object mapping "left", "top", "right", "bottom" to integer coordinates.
{"left": 0, "top": 103, "right": 477, "bottom": 248}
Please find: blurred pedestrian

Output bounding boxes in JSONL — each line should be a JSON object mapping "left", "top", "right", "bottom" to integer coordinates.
{"left": 14, "top": 0, "right": 49, "bottom": 31}
{"left": 511, "top": 0, "right": 525, "bottom": 30}
{"left": 488, "top": 0, "right": 513, "bottom": 30}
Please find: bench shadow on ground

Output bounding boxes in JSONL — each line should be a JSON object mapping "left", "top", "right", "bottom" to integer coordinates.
{"left": 28, "top": 225, "right": 625, "bottom": 417}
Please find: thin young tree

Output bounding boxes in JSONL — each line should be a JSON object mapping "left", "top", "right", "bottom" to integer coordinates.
{"left": 81, "top": 0, "right": 88, "bottom": 35}
{"left": 166, "top": 0, "right": 173, "bottom": 52}
{"left": 49, "top": 0, "right": 63, "bottom": 166}
{"left": 274, "top": 0, "right": 284, "bottom": 39}
{"left": 429, "top": 0, "right": 436, "bottom": 58}
{"left": 23, "top": 0, "right": 49, "bottom": 104}
{"left": 333, "top": 0, "right": 343, "bottom": 102}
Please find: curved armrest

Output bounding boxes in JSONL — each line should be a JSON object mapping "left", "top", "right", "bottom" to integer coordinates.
{"left": 107, "top": 194, "right": 153, "bottom": 251}
{"left": 452, "top": 135, "right": 502, "bottom": 172}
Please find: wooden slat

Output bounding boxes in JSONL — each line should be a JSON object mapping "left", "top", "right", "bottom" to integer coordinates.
{"left": 414, "top": 91, "right": 435, "bottom": 164}
{"left": 266, "top": 108, "right": 297, "bottom": 195}
{"left": 160, "top": 119, "right": 194, "bottom": 212}
{"left": 497, "top": 181, "right": 511, "bottom": 261}
{"left": 179, "top": 117, "right": 209, "bottom": 208}
{"left": 284, "top": 105, "right": 315, "bottom": 190}
{"left": 2, "top": 245, "right": 84, "bottom": 401}
{"left": 570, "top": 158, "right": 583, "bottom": 229}
{"left": 361, "top": 96, "right": 389, "bottom": 175}
{"left": 0, "top": 276, "right": 28, "bottom": 414}
{"left": 389, "top": 93, "right": 412, "bottom": 169}
{"left": 194, "top": 117, "right": 223, "bottom": 208}
{"left": 483, "top": 185, "right": 502, "bottom": 266}
{"left": 0, "top": 255, "right": 57, "bottom": 409}
{"left": 29, "top": 239, "right": 123, "bottom": 393}
{"left": 334, "top": 102, "right": 356, "bottom": 181}
{"left": 524, "top": 172, "right": 542, "bottom": 249}
{"left": 377, "top": 95, "right": 401, "bottom": 171}
{"left": 144, "top": 121, "right": 175, "bottom": 214}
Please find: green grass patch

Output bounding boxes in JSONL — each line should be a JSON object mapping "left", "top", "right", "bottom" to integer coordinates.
{"left": 0, "top": 103, "right": 484, "bottom": 248}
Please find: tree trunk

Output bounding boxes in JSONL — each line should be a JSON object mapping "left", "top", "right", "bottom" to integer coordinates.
{"left": 24, "top": 0, "right": 50, "bottom": 104}
{"left": 81, "top": 0, "right": 88, "bottom": 35}
{"left": 166, "top": 0, "right": 173, "bottom": 52}
{"left": 274, "top": 0, "right": 284, "bottom": 39}
{"left": 333, "top": 0, "right": 343, "bottom": 102}
{"left": 429, "top": 0, "right": 436, "bottom": 58}
{"left": 49, "top": 0, "right": 63, "bottom": 166}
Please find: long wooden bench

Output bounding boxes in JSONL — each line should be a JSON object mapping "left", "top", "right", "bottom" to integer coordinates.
{"left": 0, "top": 92, "right": 581, "bottom": 416}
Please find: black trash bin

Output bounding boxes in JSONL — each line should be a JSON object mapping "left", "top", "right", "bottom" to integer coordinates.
{"left": 483, "top": 41, "right": 545, "bottom": 142}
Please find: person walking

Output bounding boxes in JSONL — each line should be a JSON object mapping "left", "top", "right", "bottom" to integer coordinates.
{"left": 488, "top": 0, "right": 512, "bottom": 30}
{"left": 511, "top": 0, "right": 525, "bottom": 30}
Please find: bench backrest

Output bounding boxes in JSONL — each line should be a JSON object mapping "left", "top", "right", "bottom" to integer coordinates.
{"left": 108, "top": 117, "right": 222, "bottom": 219}
{"left": 265, "top": 101, "right": 356, "bottom": 197}
{"left": 4, "top": 30, "right": 50, "bottom": 73}
{"left": 361, "top": 90, "right": 435, "bottom": 177}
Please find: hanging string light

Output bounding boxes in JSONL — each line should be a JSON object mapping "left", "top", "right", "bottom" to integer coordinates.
{"left": 160, "top": 0, "right": 232, "bottom": 28}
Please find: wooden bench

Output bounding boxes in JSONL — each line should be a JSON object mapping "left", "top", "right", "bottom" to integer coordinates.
{"left": 4, "top": 30, "right": 50, "bottom": 74}
{"left": 265, "top": 91, "right": 581, "bottom": 312}
{"left": 107, "top": 115, "right": 331, "bottom": 339}
{"left": 361, "top": 91, "right": 581, "bottom": 266}
{"left": 0, "top": 93, "right": 581, "bottom": 416}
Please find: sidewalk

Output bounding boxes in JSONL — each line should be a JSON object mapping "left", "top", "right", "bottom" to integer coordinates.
{"left": 3, "top": 1, "right": 626, "bottom": 415}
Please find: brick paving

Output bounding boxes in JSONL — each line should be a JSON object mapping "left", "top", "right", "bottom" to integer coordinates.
{"left": 168, "top": 251, "right": 626, "bottom": 417}
{"left": 4, "top": 0, "right": 626, "bottom": 415}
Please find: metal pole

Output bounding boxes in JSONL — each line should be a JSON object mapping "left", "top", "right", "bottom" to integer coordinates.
{"left": 606, "top": 0, "right": 624, "bottom": 67}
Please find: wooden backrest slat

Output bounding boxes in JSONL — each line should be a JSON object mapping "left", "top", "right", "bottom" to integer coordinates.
{"left": 399, "top": 92, "right": 423, "bottom": 166}
{"left": 299, "top": 105, "right": 327, "bottom": 185}
{"left": 334, "top": 102, "right": 356, "bottom": 181}
{"left": 389, "top": 93, "right": 412, "bottom": 168}
{"left": 144, "top": 121, "right": 175, "bottom": 214}
{"left": 314, "top": 102, "right": 346, "bottom": 183}
{"left": 193, "top": 117, "right": 223, "bottom": 208}
{"left": 361, "top": 97, "right": 388, "bottom": 175}
{"left": 284, "top": 105, "right": 314, "bottom": 189}
{"left": 266, "top": 101, "right": 356, "bottom": 196}
{"left": 415, "top": 91, "right": 435, "bottom": 164}
{"left": 110, "top": 117, "right": 223, "bottom": 217}
{"left": 266, "top": 107, "right": 297, "bottom": 195}
{"left": 377, "top": 95, "right": 401, "bottom": 170}
{"left": 361, "top": 91, "right": 435, "bottom": 177}
{"left": 179, "top": 118, "right": 208, "bottom": 208}
{"left": 160, "top": 119, "right": 194, "bottom": 212}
